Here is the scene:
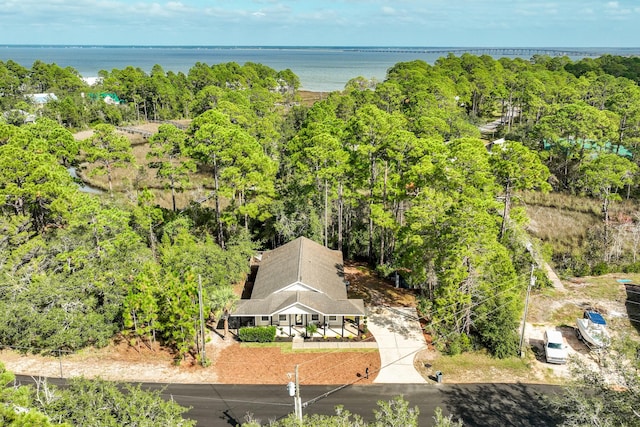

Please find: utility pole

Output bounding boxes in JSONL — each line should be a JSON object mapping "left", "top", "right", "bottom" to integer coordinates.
{"left": 198, "top": 274, "right": 207, "bottom": 366}
{"left": 519, "top": 265, "right": 536, "bottom": 357}
{"left": 287, "top": 365, "right": 303, "bottom": 423}
{"left": 295, "top": 364, "right": 302, "bottom": 423}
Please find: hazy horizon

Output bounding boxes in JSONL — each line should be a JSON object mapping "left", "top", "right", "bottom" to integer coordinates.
{"left": 1, "top": 45, "right": 639, "bottom": 49}
{"left": 1, "top": 1, "right": 638, "bottom": 47}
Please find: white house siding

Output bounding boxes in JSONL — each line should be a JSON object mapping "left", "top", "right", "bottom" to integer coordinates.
{"left": 255, "top": 316, "right": 272, "bottom": 326}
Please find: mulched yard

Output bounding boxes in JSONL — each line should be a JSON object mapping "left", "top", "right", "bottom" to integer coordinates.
{"left": 213, "top": 262, "right": 417, "bottom": 385}
{"left": 214, "top": 345, "right": 380, "bottom": 385}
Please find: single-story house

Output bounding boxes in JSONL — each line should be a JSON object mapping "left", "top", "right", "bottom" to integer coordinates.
{"left": 231, "top": 237, "right": 365, "bottom": 337}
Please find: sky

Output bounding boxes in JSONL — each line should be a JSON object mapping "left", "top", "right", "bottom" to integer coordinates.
{"left": 0, "top": 0, "right": 639, "bottom": 47}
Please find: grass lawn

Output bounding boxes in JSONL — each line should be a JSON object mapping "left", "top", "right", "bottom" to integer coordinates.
{"left": 240, "top": 341, "right": 293, "bottom": 350}
{"left": 433, "top": 352, "right": 529, "bottom": 374}
{"left": 416, "top": 350, "right": 560, "bottom": 384}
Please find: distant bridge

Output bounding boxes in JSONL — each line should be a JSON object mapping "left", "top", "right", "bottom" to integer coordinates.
{"left": 345, "top": 48, "right": 603, "bottom": 57}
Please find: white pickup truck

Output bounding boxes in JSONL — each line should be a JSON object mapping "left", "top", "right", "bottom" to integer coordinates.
{"left": 544, "top": 329, "right": 568, "bottom": 364}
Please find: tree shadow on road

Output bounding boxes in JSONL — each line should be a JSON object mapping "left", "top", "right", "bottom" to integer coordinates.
{"left": 440, "top": 383, "right": 561, "bottom": 427}
{"left": 367, "top": 307, "right": 426, "bottom": 341}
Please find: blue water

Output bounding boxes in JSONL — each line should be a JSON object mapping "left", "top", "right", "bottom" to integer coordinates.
{"left": 1, "top": 46, "right": 638, "bottom": 92}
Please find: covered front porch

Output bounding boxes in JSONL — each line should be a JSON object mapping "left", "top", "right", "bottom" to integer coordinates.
{"left": 229, "top": 312, "right": 363, "bottom": 340}
{"left": 275, "top": 317, "right": 362, "bottom": 339}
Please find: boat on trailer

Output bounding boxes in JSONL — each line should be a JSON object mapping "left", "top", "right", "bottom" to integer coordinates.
{"left": 576, "top": 310, "right": 610, "bottom": 349}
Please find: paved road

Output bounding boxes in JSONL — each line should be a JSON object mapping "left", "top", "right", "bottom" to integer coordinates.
{"left": 15, "top": 377, "right": 561, "bottom": 426}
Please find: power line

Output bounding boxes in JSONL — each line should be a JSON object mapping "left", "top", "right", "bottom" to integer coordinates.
{"left": 261, "top": 274, "right": 524, "bottom": 383}
{"left": 1, "top": 266, "right": 582, "bottom": 411}
{"left": 301, "top": 274, "right": 526, "bottom": 378}
{"left": 427, "top": 273, "right": 527, "bottom": 323}
{"left": 303, "top": 291, "right": 533, "bottom": 409}
{"left": 294, "top": 271, "right": 529, "bottom": 375}
{"left": 163, "top": 395, "right": 291, "bottom": 407}
{"left": 305, "top": 272, "right": 532, "bottom": 397}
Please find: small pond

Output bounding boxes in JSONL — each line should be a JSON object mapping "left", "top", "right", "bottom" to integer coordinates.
{"left": 67, "top": 167, "right": 104, "bottom": 194}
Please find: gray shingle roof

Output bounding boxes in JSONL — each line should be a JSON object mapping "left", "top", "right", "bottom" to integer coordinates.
{"left": 233, "top": 291, "right": 365, "bottom": 316}
{"left": 250, "top": 237, "right": 346, "bottom": 299}
{"left": 234, "top": 237, "right": 365, "bottom": 316}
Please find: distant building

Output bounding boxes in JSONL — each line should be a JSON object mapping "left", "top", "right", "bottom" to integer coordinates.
{"left": 2, "top": 109, "right": 36, "bottom": 124}
{"left": 88, "top": 92, "right": 123, "bottom": 105}
{"left": 543, "top": 138, "right": 633, "bottom": 159}
{"left": 28, "top": 93, "right": 58, "bottom": 105}
{"left": 82, "top": 76, "right": 102, "bottom": 86}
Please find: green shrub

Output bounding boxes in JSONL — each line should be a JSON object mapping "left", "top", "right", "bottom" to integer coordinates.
{"left": 556, "top": 253, "right": 591, "bottom": 277}
{"left": 574, "top": 263, "right": 591, "bottom": 277}
{"left": 533, "top": 269, "right": 552, "bottom": 288}
{"left": 590, "top": 262, "right": 610, "bottom": 276}
{"left": 305, "top": 323, "right": 318, "bottom": 336}
{"left": 623, "top": 262, "right": 640, "bottom": 273}
{"left": 238, "top": 326, "right": 276, "bottom": 343}
{"left": 196, "top": 354, "right": 211, "bottom": 367}
{"left": 375, "top": 263, "right": 395, "bottom": 279}
{"left": 447, "top": 333, "right": 472, "bottom": 356}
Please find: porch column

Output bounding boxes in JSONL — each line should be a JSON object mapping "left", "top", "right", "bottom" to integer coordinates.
{"left": 289, "top": 315, "right": 292, "bottom": 336}
{"left": 341, "top": 316, "right": 344, "bottom": 338}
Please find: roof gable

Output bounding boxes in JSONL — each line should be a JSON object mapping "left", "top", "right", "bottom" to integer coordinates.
{"left": 277, "top": 282, "right": 318, "bottom": 293}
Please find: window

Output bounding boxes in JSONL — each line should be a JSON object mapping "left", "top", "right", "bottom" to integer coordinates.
{"left": 279, "top": 314, "right": 287, "bottom": 321}
{"left": 329, "top": 316, "right": 337, "bottom": 321}
{"left": 261, "top": 316, "right": 269, "bottom": 322}
{"left": 311, "top": 314, "right": 319, "bottom": 321}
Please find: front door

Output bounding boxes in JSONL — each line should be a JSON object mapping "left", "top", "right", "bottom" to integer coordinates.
{"left": 295, "top": 314, "right": 303, "bottom": 326}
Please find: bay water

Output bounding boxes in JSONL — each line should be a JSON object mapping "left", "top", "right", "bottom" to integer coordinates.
{"left": 1, "top": 45, "right": 638, "bottom": 92}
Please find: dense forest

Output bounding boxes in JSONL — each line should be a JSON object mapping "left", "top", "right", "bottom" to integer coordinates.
{"left": 1, "top": 52, "right": 640, "bottom": 365}
{"left": 0, "top": 361, "right": 195, "bottom": 425}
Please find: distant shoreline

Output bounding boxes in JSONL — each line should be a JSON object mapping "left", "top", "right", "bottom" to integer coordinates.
{"left": 4, "top": 45, "right": 639, "bottom": 93}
